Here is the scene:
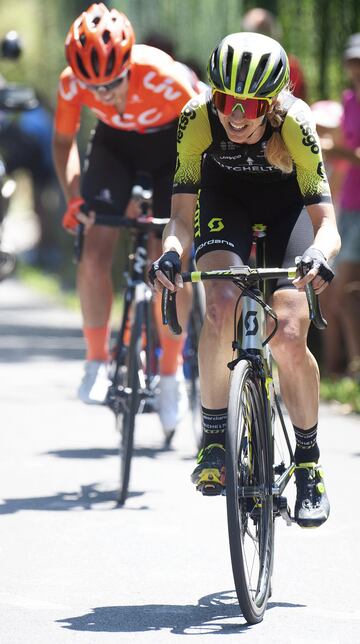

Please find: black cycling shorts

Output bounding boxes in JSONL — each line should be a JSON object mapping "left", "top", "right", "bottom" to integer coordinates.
{"left": 194, "top": 159, "right": 314, "bottom": 291}
{"left": 81, "top": 120, "right": 178, "bottom": 220}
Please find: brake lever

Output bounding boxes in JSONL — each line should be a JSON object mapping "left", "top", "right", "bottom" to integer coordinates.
{"left": 161, "top": 261, "right": 182, "bottom": 335}
{"left": 295, "top": 256, "right": 327, "bottom": 330}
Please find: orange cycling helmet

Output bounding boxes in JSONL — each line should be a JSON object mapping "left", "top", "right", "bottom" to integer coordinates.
{"left": 65, "top": 3, "right": 135, "bottom": 85}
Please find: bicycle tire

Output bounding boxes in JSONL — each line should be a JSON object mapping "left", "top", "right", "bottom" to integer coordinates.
{"left": 118, "top": 301, "right": 144, "bottom": 506}
{"left": 226, "top": 359, "right": 274, "bottom": 624}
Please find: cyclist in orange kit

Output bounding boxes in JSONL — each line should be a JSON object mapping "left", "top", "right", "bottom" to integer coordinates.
{"left": 52, "top": 3, "right": 202, "bottom": 437}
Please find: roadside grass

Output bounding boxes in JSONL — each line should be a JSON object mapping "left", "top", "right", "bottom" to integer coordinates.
{"left": 16, "top": 263, "right": 80, "bottom": 310}
{"left": 320, "top": 377, "right": 360, "bottom": 414}
{"left": 16, "top": 263, "right": 123, "bottom": 319}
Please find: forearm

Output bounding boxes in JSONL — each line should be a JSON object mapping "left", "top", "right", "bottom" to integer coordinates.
{"left": 307, "top": 203, "right": 341, "bottom": 260}
{"left": 162, "top": 193, "right": 197, "bottom": 259}
{"left": 163, "top": 217, "right": 193, "bottom": 258}
{"left": 52, "top": 134, "right": 81, "bottom": 202}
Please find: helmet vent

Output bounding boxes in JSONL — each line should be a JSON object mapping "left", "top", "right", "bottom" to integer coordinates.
{"left": 249, "top": 53, "right": 270, "bottom": 93}
{"left": 223, "top": 45, "right": 234, "bottom": 87}
{"left": 105, "top": 48, "right": 115, "bottom": 75}
{"left": 235, "top": 51, "right": 251, "bottom": 94}
{"left": 79, "top": 33, "right": 86, "bottom": 47}
{"left": 92, "top": 17, "right": 101, "bottom": 27}
{"left": 272, "top": 60, "right": 284, "bottom": 83}
{"left": 257, "top": 59, "right": 285, "bottom": 97}
{"left": 75, "top": 53, "right": 90, "bottom": 79}
{"left": 102, "top": 29, "right": 111, "bottom": 44}
{"left": 122, "top": 49, "right": 130, "bottom": 65}
{"left": 90, "top": 48, "right": 100, "bottom": 76}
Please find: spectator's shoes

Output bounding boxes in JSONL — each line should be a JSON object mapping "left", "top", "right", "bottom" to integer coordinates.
{"left": 294, "top": 463, "right": 330, "bottom": 528}
{"left": 191, "top": 444, "right": 226, "bottom": 496}
{"left": 78, "top": 360, "right": 111, "bottom": 405}
{"left": 159, "top": 369, "right": 189, "bottom": 445}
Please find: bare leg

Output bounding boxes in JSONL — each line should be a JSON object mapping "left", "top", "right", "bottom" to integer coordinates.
{"left": 197, "top": 250, "right": 242, "bottom": 408}
{"left": 269, "top": 288, "right": 319, "bottom": 429}
{"left": 77, "top": 225, "right": 119, "bottom": 327}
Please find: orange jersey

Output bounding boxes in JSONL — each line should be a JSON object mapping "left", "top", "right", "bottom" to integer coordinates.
{"left": 54, "top": 45, "right": 201, "bottom": 136}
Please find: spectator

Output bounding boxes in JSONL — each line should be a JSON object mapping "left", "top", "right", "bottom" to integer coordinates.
{"left": 241, "top": 7, "right": 307, "bottom": 100}
{"left": 0, "top": 31, "right": 64, "bottom": 270}
{"left": 310, "top": 100, "right": 348, "bottom": 377}
{"left": 0, "top": 99, "right": 64, "bottom": 270}
{"left": 323, "top": 34, "right": 360, "bottom": 381}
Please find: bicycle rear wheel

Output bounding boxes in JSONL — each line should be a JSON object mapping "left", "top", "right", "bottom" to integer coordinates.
{"left": 226, "top": 359, "right": 274, "bottom": 624}
{"left": 118, "top": 301, "right": 144, "bottom": 506}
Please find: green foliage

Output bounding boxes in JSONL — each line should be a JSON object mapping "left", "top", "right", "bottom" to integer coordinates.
{"left": 320, "top": 377, "right": 360, "bottom": 414}
{"left": 1, "top": 0, "right": 359, "bottom": 108}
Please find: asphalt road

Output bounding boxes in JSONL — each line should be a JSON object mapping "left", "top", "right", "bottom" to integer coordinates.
{"left": 0, "top": 278, "right": 359, "bottom": 644}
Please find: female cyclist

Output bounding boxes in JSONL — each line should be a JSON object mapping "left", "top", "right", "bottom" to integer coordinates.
{"left": 53, "top": 4, "right": 202, "bottom": 436}
{"left": 150, "top": 32, "right": 341, "bottom": 528}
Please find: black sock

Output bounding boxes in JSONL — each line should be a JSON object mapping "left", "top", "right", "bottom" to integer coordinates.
{"left": 202, "top": 407, "right": 227, "bottom": 449}
{"left": 293, "top": 424, "right": 320, "bottom": 465}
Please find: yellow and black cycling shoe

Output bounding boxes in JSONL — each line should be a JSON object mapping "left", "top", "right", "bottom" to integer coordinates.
{"left": 191, "top": 443, "right": 226, "bottom": 496}
{"left": 294, "top": 463, "right": 330, "bottom": 528}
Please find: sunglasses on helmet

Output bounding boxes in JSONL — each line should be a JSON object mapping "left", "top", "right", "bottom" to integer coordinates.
{"left": 213, "top": 91, "right": 271, "bottom": 119}
{"left": 86, "top": 68, "right": 129, "bottom": 93}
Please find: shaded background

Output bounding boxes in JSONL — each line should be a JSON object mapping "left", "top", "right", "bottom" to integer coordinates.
{"left": 0, "top": 0, "right": 359, "bottom": 107}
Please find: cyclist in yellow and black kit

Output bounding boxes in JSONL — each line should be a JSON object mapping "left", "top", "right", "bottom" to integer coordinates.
{"left": 150, "top": 32, "right": 341, "bottom": 528}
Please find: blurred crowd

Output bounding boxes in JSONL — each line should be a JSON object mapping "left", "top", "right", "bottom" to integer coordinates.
{"left": 0, "top": 6, "right": 359, "bottom": 382}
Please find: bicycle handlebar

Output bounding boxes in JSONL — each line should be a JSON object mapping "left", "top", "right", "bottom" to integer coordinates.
{"left": 161, "top": 265, "right": 327, "bottom": 335}
{"left": 73, "top": 209, "right": 169, "bottom": 263}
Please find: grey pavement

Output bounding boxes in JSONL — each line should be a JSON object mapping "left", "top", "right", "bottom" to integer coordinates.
{"left": 0, "top": 278, "right": 359, "bottom": 644}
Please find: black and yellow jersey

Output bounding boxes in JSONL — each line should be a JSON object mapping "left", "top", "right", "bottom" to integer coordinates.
{"left": 173, "top": 90, "right": 332, "bottom": 207}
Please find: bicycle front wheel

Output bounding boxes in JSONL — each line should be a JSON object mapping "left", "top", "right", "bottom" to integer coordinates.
{"left": 226, "top": 359, "right": 274, "bottom": 624}
{"left": 118, "top": 301, "right": 144, "bottom": 506}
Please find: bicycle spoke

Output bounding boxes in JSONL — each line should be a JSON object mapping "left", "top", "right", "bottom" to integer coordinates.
{"left": 227, "top": 360, "right": 274, "bottom": 624}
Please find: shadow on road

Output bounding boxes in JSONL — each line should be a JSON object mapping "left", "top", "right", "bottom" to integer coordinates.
{"left": 45, "top": 444, "right": 172, "bottom": 461}
{"left": 45, "top": 448, "right": 119, "bottom": 460}
{"left": 0, "top": 483, "right": 147, "bottom": 513}
{"left": 56, "top": 590, "right": 306, "bottom": 634}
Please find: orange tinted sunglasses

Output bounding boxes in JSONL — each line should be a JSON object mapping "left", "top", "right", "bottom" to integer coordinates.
{"left": 213, "top": 91, "right": 271, "bottom": 119}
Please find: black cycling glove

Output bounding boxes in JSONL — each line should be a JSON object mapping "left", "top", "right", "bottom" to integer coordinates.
{"left": 148, "top": 250, "right": 181, "bottom": 285}
{"left": 296, "top": 247, "right": 334, "bottom": 284}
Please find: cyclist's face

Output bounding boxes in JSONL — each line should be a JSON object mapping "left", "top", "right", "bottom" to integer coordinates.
{"left": 89, "top": 74, "right": 129, "bottom": 106}
{"left": 217, "top": 104, "right": 266, "bottom": 144}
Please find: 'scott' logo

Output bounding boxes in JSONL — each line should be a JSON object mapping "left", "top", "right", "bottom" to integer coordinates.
{"left": 208, "top": 217, "right": 224, "bottom": 232}
{"left": 245, "top": 311, "right": 259, "bottom": 336}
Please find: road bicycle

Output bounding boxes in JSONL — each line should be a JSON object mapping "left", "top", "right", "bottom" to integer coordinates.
{"left": 161, "top": 225, "right": 326, "bottom": 624}
{"left": 76, "top": 196, "right": 167, "bottom": 506}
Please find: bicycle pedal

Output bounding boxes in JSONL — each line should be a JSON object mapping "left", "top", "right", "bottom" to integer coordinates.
{"left": 198, "top": 482, "right": 224, "bottom": 496}
{"left": 275, "top": 496, "right": 293, "bottom": 526}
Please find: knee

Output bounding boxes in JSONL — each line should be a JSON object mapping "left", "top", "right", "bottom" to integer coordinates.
{"left": 270, "top": 318, "right": 307, "bottom": 367}
{"left": 205, "top": 285, "right": 236, "bottom": 332}
{"left": 81, "top": 246, "right": 112, "bottom": 277}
